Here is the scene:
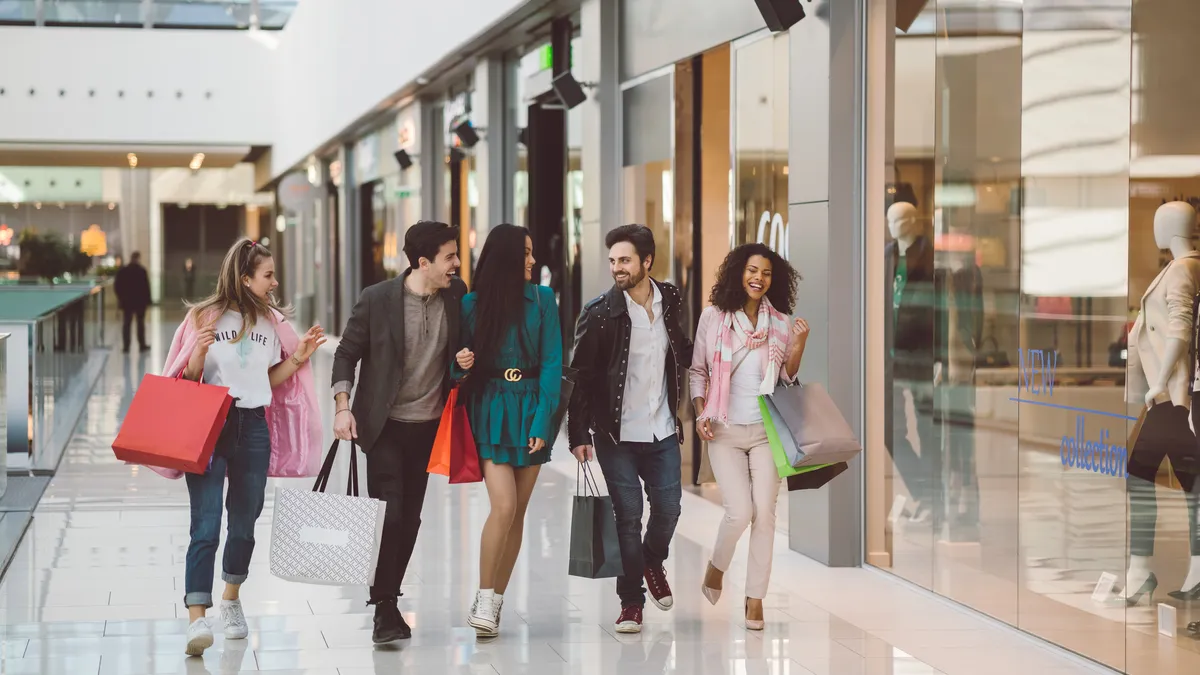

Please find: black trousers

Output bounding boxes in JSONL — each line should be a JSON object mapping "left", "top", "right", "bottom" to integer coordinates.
{"left": 1127, "top": 397, "right": 1200, "bottom": 556}
{"left": 122, "top": 308, "right": 147, "bottom": 350}
{"left": 367, "top": 418, "right": 439, "bottom": 602}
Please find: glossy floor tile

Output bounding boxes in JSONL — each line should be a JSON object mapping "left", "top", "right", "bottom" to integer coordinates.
{"left": 0, "top": 312, "right": 1112, "bottom": 674}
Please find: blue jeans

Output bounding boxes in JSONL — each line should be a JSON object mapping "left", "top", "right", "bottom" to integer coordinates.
{"left": 594, "top": 434, "right": 683, "bottom": 607}
{"left": 184, "top": 406, "right": 271, "bottom": 608}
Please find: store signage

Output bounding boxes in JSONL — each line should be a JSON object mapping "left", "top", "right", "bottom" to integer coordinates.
{"left": 757, "top": 210, "right": 789, "bottom": 261}
{"left": 1011, "top": 348, "right": 1131, "bottom": 478}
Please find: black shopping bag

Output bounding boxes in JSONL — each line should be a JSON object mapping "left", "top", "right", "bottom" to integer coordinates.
{"left": 785, "top": 462, "right": 848, "bottom": 491}
{"left": 568, "top": 462, "right": 622, "bottom": 579}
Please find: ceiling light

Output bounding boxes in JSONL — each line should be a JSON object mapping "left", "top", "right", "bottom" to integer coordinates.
{"left": 107, "top": 202, "right": 116, "bottom": 210}
{"left": 276, "top": 215, "right": 286, "bottom": 233}
{"left": 34, "top": 202, "right": 41, "bottom": 209}
{"left": 127, "top": 153, "right": 138, "bottom": 168}
{"left": 189, "top": 153, "right": 205, "bottom": 171}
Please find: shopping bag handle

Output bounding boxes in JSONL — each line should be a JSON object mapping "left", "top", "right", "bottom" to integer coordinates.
{"left": 313, "top": 439, "right": 360, "bottom": 497}
{"left": 576, "top": 460, "right": 602, "bottom": 497}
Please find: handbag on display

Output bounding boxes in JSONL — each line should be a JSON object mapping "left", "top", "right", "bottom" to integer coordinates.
{"left": 567, "top": 462, "right": 623, "bottom": 579}
{"left": 975, "top": 336, "right": 1011, "bottom": 368}
{"left": 112, "top": 373, "right": 233, "bottom": 473}
{"left": 269, "top": 440, "right": 386, "bottom": 586}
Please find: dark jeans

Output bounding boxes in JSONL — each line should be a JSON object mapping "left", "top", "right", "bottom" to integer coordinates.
{"left": 1127, "top": 398, "right": 1200, "bottom": 557}
{"left": 368, "top": 419, "right": 439, "bottom": 602}
{"left": 594, "top": 434, "right": 683, "bottom": 607}
{"left": 889, "top": 380, "right": 937, "bottom": 508}
{"left": 184, "top": 406, "right": 271, "bottom": 608}
{"left": 122, "top": 308, "right": 147, "bottom": 351}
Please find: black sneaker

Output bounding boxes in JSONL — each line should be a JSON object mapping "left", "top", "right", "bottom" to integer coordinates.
{"left": 371, "top": 600, "right": 411, "bottom": 643}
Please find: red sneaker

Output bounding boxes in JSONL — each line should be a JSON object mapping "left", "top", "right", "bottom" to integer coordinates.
{"left": 644, "top": 565, "right": 674, "bottom": 611}
{"left": 615, "top": 605, "right": 643, "bottom": 634}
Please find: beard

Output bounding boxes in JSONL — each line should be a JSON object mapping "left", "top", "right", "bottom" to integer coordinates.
{"left": 613, "top": 268, "right": 645, "bottom": 291}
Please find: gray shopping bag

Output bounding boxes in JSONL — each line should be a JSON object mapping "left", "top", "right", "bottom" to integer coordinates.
{"left": 766, "top": 382, "right": 862, "bottom": 467}
{"left": 568, "top": 462, "right": 622, "bottom": 579}
{"left": 764, "top": 395, "right": 806, "bottom": 467}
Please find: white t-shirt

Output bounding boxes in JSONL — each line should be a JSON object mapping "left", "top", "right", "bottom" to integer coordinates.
{"left": 728, "top": 344, "right": 766, "bottom": 425}
{"left": 203, "top": 311, "right": 283, "bottom": 409}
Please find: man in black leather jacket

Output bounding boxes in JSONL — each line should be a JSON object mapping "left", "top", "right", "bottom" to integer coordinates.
{"left": 567, "top": 225, "right": 693, "bottom": 634}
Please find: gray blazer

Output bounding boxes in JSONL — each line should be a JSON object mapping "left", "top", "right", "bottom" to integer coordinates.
{"left": 332, "top": 270, "right": 467, "bottom": 453}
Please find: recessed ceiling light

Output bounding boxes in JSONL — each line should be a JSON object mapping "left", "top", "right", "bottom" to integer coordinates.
{"left": 189, "top": 153, "right": 205, "bottom": 171}
{"left": 108, "top": 202, "right": 116, "bottom": 210}
{"left": 127, "top": 153, "right": 138, "bottom": 168}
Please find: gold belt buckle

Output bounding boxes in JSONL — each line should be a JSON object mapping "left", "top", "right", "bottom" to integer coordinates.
{"left": 503, "top": 368, "right": 523, "bottom": 382}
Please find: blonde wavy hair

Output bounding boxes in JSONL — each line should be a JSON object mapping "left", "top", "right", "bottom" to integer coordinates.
{"left": 188, "top": 238, "right": 291, "bottom": 343}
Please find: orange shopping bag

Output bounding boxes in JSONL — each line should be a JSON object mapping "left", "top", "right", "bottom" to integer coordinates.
{"left": 427, "top": 387, "right": 458, "bottom": 476}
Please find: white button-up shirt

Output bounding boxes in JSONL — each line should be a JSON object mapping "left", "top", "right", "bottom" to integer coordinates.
{"left": 620, "top": 283, "right": 676, "bottom": 442}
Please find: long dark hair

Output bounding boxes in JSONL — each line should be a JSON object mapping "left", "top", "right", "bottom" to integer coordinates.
{"left": 709, "top": 243, "right": 799, "bottom": 315}
{"left": 471, "top": 224, "right": 532, "bottom": 369}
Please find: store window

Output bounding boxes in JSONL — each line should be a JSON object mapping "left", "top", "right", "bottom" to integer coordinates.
{"left": 622, "top": 73, "right": 675, "bottom": 283}
{"left": 732, "top": 33, "right": 789, "bottom": 258}
{"left": 868, "top": 1, "right": 1200, "bottom": 672}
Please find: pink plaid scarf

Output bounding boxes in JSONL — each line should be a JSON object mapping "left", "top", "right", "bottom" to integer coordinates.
{"left": 699, "top": 297, "right": 790, "bottom": 426}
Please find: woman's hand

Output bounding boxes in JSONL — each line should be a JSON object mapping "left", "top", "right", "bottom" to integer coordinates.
{"left": 528, "top": 437, "right": 547, "bottom": 454}
{"left": 456, "top": 348, "right": 475, "bottom": 370}
{"left": 186, "top": 321, "right": 216, "bottom": 379}
{"left": 294, "top": 324, "right": 327, "bottom": 363}
{"left": 789, "top": 317, "right": 810, "bottom": 353}
{"left": 696, "top": 418, "right": 715, "bottom": 442}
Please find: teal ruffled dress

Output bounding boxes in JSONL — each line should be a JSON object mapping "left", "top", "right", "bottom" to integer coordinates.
{"left": 455, "top": 284, "right": 563, "bottom": 467}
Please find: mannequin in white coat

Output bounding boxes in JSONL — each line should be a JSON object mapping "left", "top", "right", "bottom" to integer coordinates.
{"left": 1123, "top": 200, "right": 1200, "bottom": 602}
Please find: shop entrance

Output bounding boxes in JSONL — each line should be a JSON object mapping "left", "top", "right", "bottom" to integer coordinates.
{"left": 358, "top": 180, "right": 387, "bottom": 292}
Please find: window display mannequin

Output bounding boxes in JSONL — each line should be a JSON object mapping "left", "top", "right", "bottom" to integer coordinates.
{"left": 885, "top": 202, "right": 942, "bottom": 522}
{"left": 943, "top": 249, "right": 983, "bottom": 540}
{"left": 1122, "top": 200, "right": 1200, "bottom": 603}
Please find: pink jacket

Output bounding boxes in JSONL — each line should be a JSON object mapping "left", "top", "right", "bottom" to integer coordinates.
{"left": 147, "top": 308, "right": 323, "bottom": 480}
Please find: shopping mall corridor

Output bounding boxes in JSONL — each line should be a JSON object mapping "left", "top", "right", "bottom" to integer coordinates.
{"left": 0, "top": 310, "right": 1109, "bottom": 675}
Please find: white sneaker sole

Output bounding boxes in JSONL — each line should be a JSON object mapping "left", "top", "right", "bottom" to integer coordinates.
{"left": 467, "top": 615, "right": 498, "bottom": 635}
{"left": 648, "top": 594, "right": 674, "bottom": 611}
{"left": 185, "top": 631, "right": 214, "bottom": 656}
{"left": 615, "top": 622, "right": 642, "bottom": 634}
{"left": 225, "top": 626, "right": 248, "bottom": 640}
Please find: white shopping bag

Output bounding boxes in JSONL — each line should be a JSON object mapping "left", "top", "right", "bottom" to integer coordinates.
{"left": 269, "top": 441, "right": 385, "bottom": 586}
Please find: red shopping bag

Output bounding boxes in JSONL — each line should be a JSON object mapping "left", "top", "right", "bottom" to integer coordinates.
{"left": 449, "top": 403, "right": 481, "bottom": 484}
{"left": 112, "top": 374, "right": 233, "bottom": 473}
{"left": 427, "top": 388, "right": 456, "bottom": 476}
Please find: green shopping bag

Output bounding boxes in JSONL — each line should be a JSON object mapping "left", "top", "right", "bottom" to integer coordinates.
{"left": 759, "top": 397, "right": 833, "bottom": 479}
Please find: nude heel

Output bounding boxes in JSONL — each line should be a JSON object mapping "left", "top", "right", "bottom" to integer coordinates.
{"left": 702, "top": 562, "right": 722, "bottom": 605}
{"left": 745, "top": 598, "right": 764, "bottom": 631}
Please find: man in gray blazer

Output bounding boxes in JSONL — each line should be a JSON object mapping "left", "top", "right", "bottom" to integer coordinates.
{"left": 332, "top": 220, "right": 466, "bottom": 643}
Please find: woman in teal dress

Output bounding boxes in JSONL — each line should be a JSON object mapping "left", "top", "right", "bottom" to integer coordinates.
{"left": 453, "top": 224, "right": 562, "bottom": 636}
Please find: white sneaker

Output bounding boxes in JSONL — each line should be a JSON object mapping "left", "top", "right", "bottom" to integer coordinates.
{"left": 221, "top": 599, "right": 249, "bottom": 640}
{"left": 493, "top": 593, "right": 504, "bottom": 629}
{"left": 468, "top": 590, "right": 498, "bottom": 635}
{"left": 185, "top": 618, "right": 214, "bottom": 656}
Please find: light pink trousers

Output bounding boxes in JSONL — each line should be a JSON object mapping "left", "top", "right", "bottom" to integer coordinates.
{"left": 708, "top": 422, "right": 782, "bottom": 599}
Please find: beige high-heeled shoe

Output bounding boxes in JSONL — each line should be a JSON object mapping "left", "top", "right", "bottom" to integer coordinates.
{"left": 701, "top": 562, "right": 722, "bottom": 605}
{"left": 745, "top": 598, "right": 764, "bottom": 631}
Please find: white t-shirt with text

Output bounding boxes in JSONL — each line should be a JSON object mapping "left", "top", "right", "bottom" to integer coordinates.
{"left": 202, "top": 311, "right": 283, "bottom": 409}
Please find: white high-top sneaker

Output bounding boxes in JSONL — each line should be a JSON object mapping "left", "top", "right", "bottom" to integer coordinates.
{"left": 468, "top": 590, "right": 498, "bottom": 635}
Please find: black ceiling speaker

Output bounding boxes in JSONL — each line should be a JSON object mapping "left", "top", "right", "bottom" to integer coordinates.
{"left": 754, "top": 0, "right": 806, "bottom": 32}
{"left": 453, "top": 119, "right": 480, "bottom": 148}
{"left": 393, "top": 149, "right": 413, "bottom": 170}
{"left": 551, "top": 72, "right": 588, "bottom": 110}
{"left": 896, "top": 0, "right": 930, "bottom": 32}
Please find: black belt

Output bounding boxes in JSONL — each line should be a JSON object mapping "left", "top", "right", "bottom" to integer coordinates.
{"left": 478, "top": 367, "right": 540, "bottom": 383}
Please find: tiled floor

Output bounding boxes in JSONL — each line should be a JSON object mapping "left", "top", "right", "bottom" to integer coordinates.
{"left": 0, "top": 311, "right": 1112, "bottom": 674}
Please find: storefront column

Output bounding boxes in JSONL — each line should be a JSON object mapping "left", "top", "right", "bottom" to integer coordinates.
{"left": 420, "top": 102, "right": 446, "bottom": 223}
{"left": 579, "top": 0, "right": 621, "bottom": 301}
{"left": 121, "top": 169, "right": 154, "bottom": 299}
{"left": 337, "top": 143, "right": 360, "bottom": 322}
{"left": 473, "top": 57, "right": 512, "bottom": 244}
{"left": 785, "top": 0, "right": 865, "bottom": 567}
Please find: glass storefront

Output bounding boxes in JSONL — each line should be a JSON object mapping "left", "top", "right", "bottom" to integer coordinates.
{"left": 868, "top": 1, "right": 1200, "bottom": 671}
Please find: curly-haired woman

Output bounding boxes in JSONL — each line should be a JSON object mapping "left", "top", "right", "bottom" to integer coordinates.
{"left": 688, "top": 243, "right": 809, "bottom": 630}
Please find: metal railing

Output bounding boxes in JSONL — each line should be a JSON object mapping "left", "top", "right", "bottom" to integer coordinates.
{"left": 1, "top": 283, "right": 109, "bottom": 474}
{"left": 1, "top": 0, "right": 297, "bottom": 29}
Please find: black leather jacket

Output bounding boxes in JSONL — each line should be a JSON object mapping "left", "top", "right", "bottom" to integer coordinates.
{"left": 567, "top": 280, "right": 693, "bottom": 448}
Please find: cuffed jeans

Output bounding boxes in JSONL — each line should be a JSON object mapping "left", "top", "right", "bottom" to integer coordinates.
{"left": 594, "top": 434, "right": 683, "bottom": 608}
{"left": 184, "top": 406, "right": 271, "bottom": 608}
{"left": 708, "top": 423, "right": 781, "bottom": 600}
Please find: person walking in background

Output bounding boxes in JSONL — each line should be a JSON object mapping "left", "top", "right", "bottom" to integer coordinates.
{"left": 689, "top": 243, "right": 809, "bottom": 631}
{"left": 115, "top": 251, "right": 151, "bottom": 353}
{"left": 162, "top": 238, "right": 325, "bottom": 656}
{"left": 567, "top": 225, "right": 692, "bottom": 634}
{"left": 183, "top": 257, "right": 197, "bottom": 300}
{"left": 454, "top": 224, "right": 562, "bottom": 637}
{"left": 332, "top": 221, "right": 466, "bottom": 644}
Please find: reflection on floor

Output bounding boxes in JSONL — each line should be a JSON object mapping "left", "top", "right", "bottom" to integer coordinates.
{"left": 0, "top": 309, "right": 1109, "bottom": 674}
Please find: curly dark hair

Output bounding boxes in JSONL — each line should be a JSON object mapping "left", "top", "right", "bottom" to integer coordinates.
{"left": 709, "top": 243, "right": 799, "bottom": 314}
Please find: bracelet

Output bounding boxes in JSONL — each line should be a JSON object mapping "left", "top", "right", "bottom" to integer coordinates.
{"left": 290, "top": 355, "right": 303, "bottom": 367}
{"left": 335, "top": 409, "right": 350, "bottom": 415}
